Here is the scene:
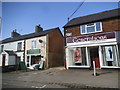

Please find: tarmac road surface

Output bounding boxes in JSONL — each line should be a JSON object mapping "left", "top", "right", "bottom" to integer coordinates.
{"left": 2, "top": 67, "right": 120, "bottom": 89}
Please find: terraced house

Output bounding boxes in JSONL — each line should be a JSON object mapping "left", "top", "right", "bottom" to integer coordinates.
{"left": 0, "top": 25, "right": 64, "bottom": 70}
{"left": 64, "top": 8, "right": 120, "bottom": 69}
{"left": 0, "top": 30, "right": 25, "bottom": 68}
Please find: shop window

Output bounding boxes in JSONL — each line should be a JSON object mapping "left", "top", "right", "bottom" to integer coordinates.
{"left": 102, "top": 46, "right": 117, "bottom": 66}
{"left": 27, "top": 56, "right": 30, "bottom": 67}
{"left": 80, "top": 22, "right": 102, "bottom": 34}
{"left": 17, "top": 42, "right": 22, "bottom": 51}
{"left": 69, "top": 47, "right": 87, "bottom": 66}
{"left": 32, "top": 40, "right": 36, "bottom": 49}
{"left": 81, "top": 47, "right": 87, "bottom": 65}
{"left": 118, "top": 44, "right": 120, "bottom": 66}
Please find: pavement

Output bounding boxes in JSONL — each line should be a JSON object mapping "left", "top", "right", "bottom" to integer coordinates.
{"left": 1, "top": 67, "right": 120, "bottom": 89}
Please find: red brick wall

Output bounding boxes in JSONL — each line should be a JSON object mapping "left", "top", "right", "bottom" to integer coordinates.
{"left": 102, "top": 18, "right": 120, "bottom": 32}
{"left": 64, "top": 18, "right": 120, "bottom": 37}
{"left": 48, "top": 29, "right": 64, "bottom": 68}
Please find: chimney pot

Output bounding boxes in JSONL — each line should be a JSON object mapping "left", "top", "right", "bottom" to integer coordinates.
{"left": 11, "top": 29, "right": 21, "bottom": 38}
{"left": 35, "top": 25, "right": 43, "bottom": 33}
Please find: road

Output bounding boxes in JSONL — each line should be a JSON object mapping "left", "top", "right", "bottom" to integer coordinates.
{"left": 1, "top": 67, "right": 120, "bottom": 89}
{"left": 2, "top": 67, "right": 68, "bottom": 88}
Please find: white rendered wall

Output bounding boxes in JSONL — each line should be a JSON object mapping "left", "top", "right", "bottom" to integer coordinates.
{"left": 2, "top": 40, "right": 24, "bottom": 51}
{"left": 0, "top": 40, "right": 24, "bottom": 66}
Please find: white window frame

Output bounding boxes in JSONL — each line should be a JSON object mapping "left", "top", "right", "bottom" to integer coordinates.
{"left": 80, "top": 22, "right": 102, "bottom": 34}
{"left": 32, "top": 40, "right": 37, "bottom": 49}
{"left": 17, "top": 42, "right": 22, "bottom": 51}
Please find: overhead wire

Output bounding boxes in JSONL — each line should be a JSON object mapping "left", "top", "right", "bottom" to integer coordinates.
{"left": 68, "top": 0, "right": 85, "bottom": 21}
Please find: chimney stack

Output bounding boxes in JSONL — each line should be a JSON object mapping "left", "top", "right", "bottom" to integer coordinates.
{"left": 35, "top": 24, "right": 43, "bottom": 33}
{"left": 11, "top": 29, "right": 21, "bottom": 38}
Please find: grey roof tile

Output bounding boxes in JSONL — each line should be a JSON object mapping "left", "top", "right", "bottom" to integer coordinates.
{"left": 1, "top": 27, "right": 59, "bottom": 44}
{"left": 63, "top": 8, "right": 120, "bottom": 28}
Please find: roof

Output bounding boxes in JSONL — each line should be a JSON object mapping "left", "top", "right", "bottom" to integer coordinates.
{"left": 1, "top": 27, "right": 59, "bottom": 44}
{"left": 63, "top": 8, "right": 120, "bottom": 28}
{"left": 4, "top": 50, "right": 16, "bottom": 55}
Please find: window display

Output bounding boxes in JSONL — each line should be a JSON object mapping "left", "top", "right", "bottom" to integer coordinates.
{"left": 74, "top": 48, "right": 82, "bottom": 64}
{"left": 68, "top": 47, "right": 87, "bottom": 66}
{"left": 105, "top": 46, "right": 113, "bottom": 61}
{"left": 67, "top": 45, "right": 119, "bottom": 68}
{"left": 102, "top": 46, "right": 117, "bottom": 66}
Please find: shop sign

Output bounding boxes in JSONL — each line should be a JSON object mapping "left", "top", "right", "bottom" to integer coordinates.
{"left": 67, "top": 32, "right": 115, "bottom": 43}
{"left": 27, "top": 49, "right": 41, "bottom": 54}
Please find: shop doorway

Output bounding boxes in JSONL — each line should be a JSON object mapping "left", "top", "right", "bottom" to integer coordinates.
{"left": 27, "top": 55, "right": 43, "bottom": 67}
{"left": 89, "top": 47, "right": 100, "bottom": 68}
{"left": 31, "top": 55, "right": 41, "bottom": 65}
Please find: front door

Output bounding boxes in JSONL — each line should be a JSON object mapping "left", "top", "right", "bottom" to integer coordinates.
{"left": 2, "top": 55, "right": 6, "bottom": 67}
{"left": 89, "top": 47, "right": 100, "bottom": 68}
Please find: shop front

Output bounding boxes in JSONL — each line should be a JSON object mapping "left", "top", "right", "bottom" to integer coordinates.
{"left": 66, "top": 31, "right": 120, "bottom": 69}
{"left": 26, "top": 49, "right": 43, "bottom": 67}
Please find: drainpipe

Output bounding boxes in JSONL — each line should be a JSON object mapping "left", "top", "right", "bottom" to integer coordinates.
{"left": 46, "top": 34, "right": 49, "bottom": 69}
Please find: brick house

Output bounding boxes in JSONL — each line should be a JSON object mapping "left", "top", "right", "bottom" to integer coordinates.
{"left": 63, "top": 8, "right": 120, "bottom": 69}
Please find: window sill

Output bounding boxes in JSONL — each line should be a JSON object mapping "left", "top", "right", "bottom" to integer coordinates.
{"left": 68, "top": 66, "right": 90, "bottom": 68}
{"left": 101, "top": 66, "right": 120, "bottom": 68}
{"left": 16, "top": 50, "right": 24, "bottom": 52}
{"left": 81, "top": 31, "right": 103, "bottom": 35}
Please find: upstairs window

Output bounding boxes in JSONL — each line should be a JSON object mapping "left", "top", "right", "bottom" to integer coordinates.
{"left": 80, "top": 22, "right": 102, "bottom": 34}
{"left": 17, "top": 42, "right": 22, "bottom": 51}
{"left": 32, "top": 40, "right": 36, "bottom": 49}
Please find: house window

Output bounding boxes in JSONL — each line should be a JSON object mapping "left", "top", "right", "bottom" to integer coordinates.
{"left": 80, "top": 22, "right": 102, "bottom": 34}
{"left": 17, "top": 42, "right": 22, "bottom": 51}
{"left": 32, "top": 40, "right": 36, "bottom": 49}
{"left": 1, "top": 45, "right": 4, "bottom": 52}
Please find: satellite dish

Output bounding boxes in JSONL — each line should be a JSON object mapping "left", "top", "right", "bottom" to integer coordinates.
{"left": 39, "top": 39, "right": 43, "bottom": 43}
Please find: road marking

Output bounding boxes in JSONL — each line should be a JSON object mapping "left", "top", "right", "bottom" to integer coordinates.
{"left": 35, "top": 86, "right": 39, "bottom": 88}
{"left": 33, "top": 73, "right": 37, "bottom": 75}
{"left": 40, "top": 85, "right": 46, "bottom": 88}
{"left": 31, "top": 86, "right": 35, "bottom": 88}
{"left": 31, "top": 85, "right": 46, "bottom": 88}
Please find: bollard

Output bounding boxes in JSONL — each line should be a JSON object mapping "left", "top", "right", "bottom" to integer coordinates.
{"left": 93, "top": 60, "right": 96, "bottom": 76}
